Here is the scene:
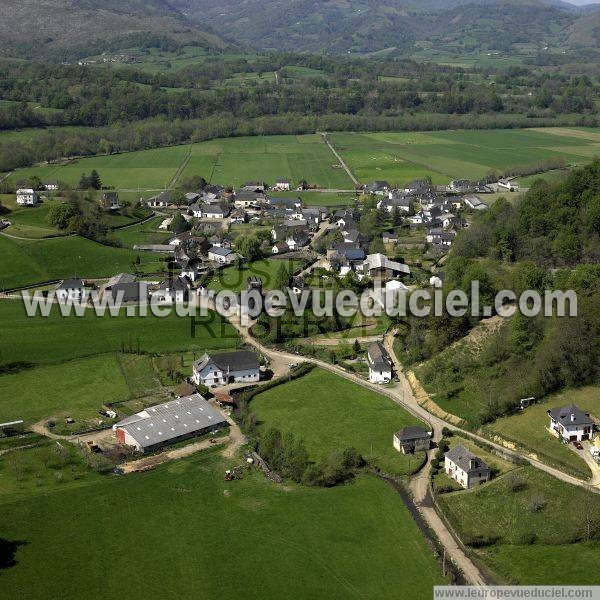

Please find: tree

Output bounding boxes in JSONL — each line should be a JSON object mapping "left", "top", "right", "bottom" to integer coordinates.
{"left": 391, "top": 205, "right": 403, "bottom": 226}
{"left": 170, "top": 212, "right": 190, "bottom": 234}
{"left": 237, "top": 235, "right": 262, "bottom": 261}
{"left": 89, "top": 170, "right": 102, "bottom": 190}
{"left": 47, "top": 203, "right": 77, "bottom": 230}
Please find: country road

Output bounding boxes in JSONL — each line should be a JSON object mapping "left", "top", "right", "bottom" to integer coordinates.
{"left": 321, "top": 132, "right": 360, "bottom": 187}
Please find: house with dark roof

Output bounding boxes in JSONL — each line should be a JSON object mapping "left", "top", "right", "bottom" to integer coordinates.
{"left": 114, "top": 393, "right": 228, "bottom": 453}
{"left": 363, "top": 181, "right": 389, "bottom": 196}
{"left": 56, "top": 278, "right": 87, "bottom": 302}
{"left": 548, "top": 405, "right": 594, "bottom": 442}
{"left": 101, "top": 192, "right": 120, "bottom": 210}
{"left": 191, "top": 350, "right": 260, "bottom": 387}
{"left": 367, "top": 341, "right": 392, "bottom": 384}
{"left": 106, "top": 281, "right": 149, "bottom": 304}
{"left": 203, "top": 204, "right": 229, "bottom": 219}
{"left": 393, "top": 426, "right": 431, "bottom": 454}
{"left": 445, "top": 444, "right": 491, "bottom": 489}
{"left": 147, "top": 191, "right": 171, "bottom": 208}
{"left": 208, "top": 246, "right": 239, "bottom": 264}
{"left": 152, "top": 276, "right": 192, "bottom": 304}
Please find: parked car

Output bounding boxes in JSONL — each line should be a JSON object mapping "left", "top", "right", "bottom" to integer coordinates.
{"left": 573, "top": 441, "right": 583, "bottom": 450}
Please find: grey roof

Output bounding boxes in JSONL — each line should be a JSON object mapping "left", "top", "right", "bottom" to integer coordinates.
{"left": 203, "top": 205, "right": 227, "bottom": 215}
{"left": 367, "top": 342, "right": 391, "bottom": 370}
{"left": 57, "top": 278, "right": 84, "bottom": 290}
{"left": 445, "top": 444, "right": 490, "bottom": 474}
{"left": 116, "top": 394, "right": 227, "bottom": 449}
{"left": 209, "top": 246, "right": 234, "bottom": 257}
{"left": 108, "top": 281, "right": 149, "bottom": 303}
{"left": 193, "top": 350, "right": 259, "bottom": 374}
{"left": 548, "top": 405, "right": 593, "bottom": 427}
{"left": 395, "top": 426, "right": 430, "bottom": 442}
{"left": 105, "top": 273, "right": 136, "bottom": 289}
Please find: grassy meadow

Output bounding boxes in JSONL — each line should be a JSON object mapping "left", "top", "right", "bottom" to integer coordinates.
{"left": 437, "top": 466, "right": 600, "bottom": 584}
{"left": 0, "top": 452, "right": 446, "bottom": 599}
{"left": 330, "top": 127, "right": 600, "bottom": 185}
{"left": 251, "top": 368, "right": 428, "bottom": 476}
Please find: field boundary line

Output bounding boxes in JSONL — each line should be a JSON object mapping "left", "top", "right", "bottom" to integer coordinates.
{"left": 321, "top": 132, "right": 359, "bottom": 187}
{"left": 168, "top": 144, "right": 193, "bottom": 189}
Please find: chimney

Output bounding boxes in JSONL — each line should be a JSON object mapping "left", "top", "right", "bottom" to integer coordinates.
{"left": 469, "top": 458, "right": 477, "bottom": 470}
{"left": 570, "top": 413, "right": 575, "bottom": 423}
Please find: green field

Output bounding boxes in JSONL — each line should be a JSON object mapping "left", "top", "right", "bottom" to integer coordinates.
{"left": 206, "top": 258, "right": 303, "bottom": 293}
{"left": 437, "top": 466, "right": 600, "bottom": 584}
{"left": 0, "top": 234, "right": 165, "bottom": 290}
{"left": 484, "top": 386, "right": 600, "bottom": 480}
{"left": 0, "top": 300, "right": 239, "bottom": 366}
{"left": 330, "top": 128, "right": 600, "bottom": 185}
{"left": 181, "top": 134, "right": 354, "bottom": 189}
{"left": 251, "top": 368, "right": 428, "bottom": 476}
{"left": 9, "top": 145, "right": 190, "bottom": 190}
{"left": 0, "top": 451, "right": 445, "bottom": 599}
{"left": 110, "top": 215, "right": 169, "bottom": 248}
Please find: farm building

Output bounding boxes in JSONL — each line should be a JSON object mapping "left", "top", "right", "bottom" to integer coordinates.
{"left": 208, "top": 246, "right": 239, "bottom": 264}
{"left": 548, "top": 404, "right": 594, "bottom": 442}
{"left": 444, "top": 444, "right": 491, "bottom": 489}
{"left": 192, "top": 350, "right": 260, "bottom": 387}
{"left": 393, "top": 426, "right": 431, "bottom": 454}
{"left": 367, "top": 342, "right": 392, "bottom": 384}
{"left": 55, "top": 278, "right": 87, "bottom": 302}
{"left": 113, "top": 394, "right": 228, "bottom": 453}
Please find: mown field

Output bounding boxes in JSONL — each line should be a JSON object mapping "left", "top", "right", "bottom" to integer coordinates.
{"left": 437, "top": 466, "right": 600, "bottom": 584}
{"left": 0, "top": 451, "right": 446, "bottom": 599}
{"left": 330, "top": 127, "right": 600, "bottom": 185}
{"left": 251, "top": 368, "right": 428, "bottom": 476}
{"left": 0, "top": 234, "right": 164, "bottom": 290}
{"left": 180, "top": 134, "right": 354, "bottom": 189}
{"left": 7, "top": 127, "right": 600, "bottom": 194}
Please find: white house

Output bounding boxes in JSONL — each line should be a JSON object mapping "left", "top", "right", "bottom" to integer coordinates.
{"left": 547, "top": 404, "right": 594, "bottom": 442}
{"left": 208, "top": 246, "right": 239, "bottom": 264}
{"left": 273, "top": 178, "right": 292, "bottom": 191}
{"left": 445, "top": 444, "right": 491, "bottom": 489}
{"left": 55, "top": 278, "right": 87, "bottom": 302}
{"left": 16, "top": 189, "right": 39, "bottom": 206}
{"left": 191, "top": 350, "right": 260, "bottom": 387}
{"left": 498, "top": 179, "right": 519, "bottom": 192}
{"left": 203, "top": 205, "right": 229, "bottom": 219}
{"left": 189, "top": 203, "right": 203, "bottom": 218}
{"left": 367, "top": 341, "right": 392, "bottom": 384}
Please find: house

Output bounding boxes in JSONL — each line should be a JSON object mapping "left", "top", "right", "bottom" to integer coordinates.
{"left": 548, "top": 405, "right": 594, "bottom": 442}
{"left": 203, "top": 205, "right": 229, "bottom": 219}
{"left": 208, "top": 246, "right": 239, "bottom": 264}
{"left": 234, "top": 190, "right": 262, "bottom": 209}
{"left": 464, "top": 195, "right": 489, "bottom": 211}
{"left": 104, "top": 273, "right": 136, "bottom": 291}
{"left": 363, "top": 181, "right": 389, "bottom": 196}
{"left": 152, "top": 276, "right": 191, "bottom": 304}
{"left": 286, "top": 231, "right": 310, "bottom": 251}
{"left": 290, "top": 275, "right": 305, "bottom": 295}
{"left": 498, "top": 179, "right": 519, "bottom": 192}
{"left": 393, "top": 426, "right": 431, "bottom": 454}
{"left": 267, "top": 196, "right": 301, "bottom": 209}
{"left": 273, "top": 178, "right": 292, "bottom": 191}
{"left": 178, "top": 256, "right": 203, "bottom": 282}
{"left": 147, "top": 191, "right": 171, "bottom": 208}
{"left": 382, "top": 231, "right": 399, "bottom": 245}
{"left": 449, "top": 180, "right": 471, "bottom": 194}
{"left": 241, "top": 181, "right": 266, "bottom": 193}
{"left": 44, "top": 181, "right": 59, "bottom": 192}
{"left": 101, "top": 192, "right": 120, "bottom": 211}
{"left": 427, "top": 229, "right": 456, "bottom": 246}
{"left": 445, "top": 444, "right": 491, "bottom": 489}
{"left": 403, "top": 179, "right": 430, "bottom": 195}
{"left": 55, "top": 278, "right": 87, "bottom": 302}
{"left": 16, "top": 189, "right": 39, "bottom": 206}
{"left": 343, "top": 229, "right": 365, "bottom": 245}
{"left": 189, "top": 203, "right": 203, "bottom": 218}
{"left": 440, "top": 213, "right": 457, "bottom": 228}
{"left": 367, "top": 342, "right": 392, "bottom": 384}
{"left": 380, "top": 196, "right": 411, "bottom": 213}
{"left": 114, "top": 393, "right": 228, "bottom": 453}
{"left": 106, "top": 281, "right": 149, "bottom": 304}
{"left": 359, "top": 253, "right": 411, "bottom": 280}
{"left": 272, "top": 241, "right": 290, "bottom": 254}
{"left": 191, "top": 350, "right": 260, "bottom": 387}
{"left": 185, "top": 192, "right": 201, "bottom": 204}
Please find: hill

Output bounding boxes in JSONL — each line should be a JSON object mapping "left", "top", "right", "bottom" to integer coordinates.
{"left": 170, "top": 0, "right": 592, "bottom": 54}
{"left": 0, "top": 0, "right": 229, "bottom": 60}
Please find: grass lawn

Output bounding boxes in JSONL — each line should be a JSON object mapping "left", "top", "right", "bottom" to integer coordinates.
{"left": 207, "top": 258, "right": 303, "bottom": 293}
{"left": 0, "top": 300, "right": 240, "bottom": 366}
{"left": 110, "top": 215, "right": 169, "bottom": 248}
{"left": 0, "top": 234, "right": 165, "bottom": 290}
{"left": 437, "top": 466, "right": 600, "bottom": 584}
{"left": 251, "top": 368, "right": 428, "bottom": 476}
{"left": 0, "top": 452, "right": 445, "bottom": 599}
{"left": 483, "top": 386, "right": 600, "bottom": 480}
{"left": 330, "top": 128, "right": 600, "bottom": 186}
